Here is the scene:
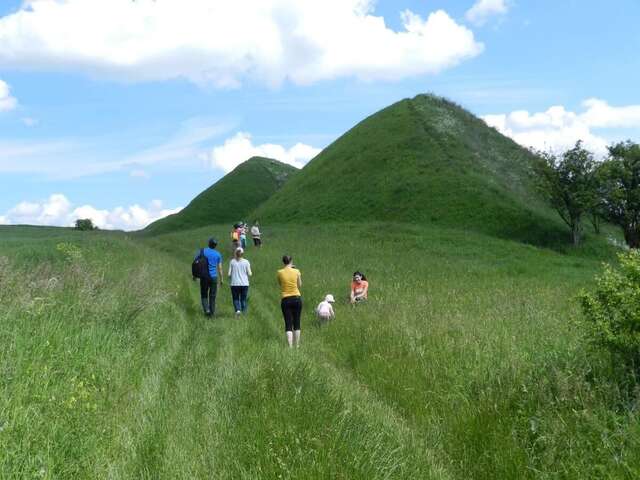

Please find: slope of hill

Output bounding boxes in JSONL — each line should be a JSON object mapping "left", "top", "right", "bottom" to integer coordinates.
{"left": 254, "top": 94, "right": 566, "bottom": 246}
{"left": 143, "top": 157, "right": 297, "bottom": 236}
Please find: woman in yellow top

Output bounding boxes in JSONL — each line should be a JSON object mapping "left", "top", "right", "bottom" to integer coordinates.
{"left": 277, "top": 255, "right": 302, "bottom": 347}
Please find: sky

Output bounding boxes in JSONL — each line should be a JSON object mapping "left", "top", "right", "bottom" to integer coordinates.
{"left": 0, "top": 0, "right": 639, "bottom": 230}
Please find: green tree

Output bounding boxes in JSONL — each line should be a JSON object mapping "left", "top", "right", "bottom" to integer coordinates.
{"left": 580, "top": 250, "right": 640, "bottom": 370}
{"left": 74, "top": 218, "right": 96, "bottom": 231}
{"left": 599, "top": 141, "right": 640, "bottom": 248}
{"left": 532, "top": 141, "right": 597, "bottom": 245}
{"left": 588, "top": 162, "right": 607, "bottom": 235}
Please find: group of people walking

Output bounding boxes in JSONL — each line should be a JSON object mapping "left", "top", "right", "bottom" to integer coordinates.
{"left": 231, "top": 221, "right": 261, "bottom": 251}
{"left": 193, "top": 228, "right": 369, "bottom": 348}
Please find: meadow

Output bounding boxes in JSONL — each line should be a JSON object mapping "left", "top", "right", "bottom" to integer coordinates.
{"left": 1, "top": 223, "right": 639, "bottom": 479}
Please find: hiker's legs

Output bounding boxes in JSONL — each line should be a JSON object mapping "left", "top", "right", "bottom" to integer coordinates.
{"left": 200, "top": 277, "right": 212, "bottom": 315}
{"left": 239, "top": 286, "right": 249, "bottom": 312}
{"left": 281, "top": 297, "right": 295, "bottom": 347}
{"left": 231, "top": 286, "right": 242, "bottom": 313}
{"left": 209, "top": 281, "right": 218, "bottom": 316}
{"left": 292, "top": 297, "right": 302, "bottom": 347}
{"left": 201, "top": 297, "right": 209, "bottom": 315}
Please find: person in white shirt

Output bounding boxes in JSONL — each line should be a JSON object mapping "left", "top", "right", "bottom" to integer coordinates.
{"left": 228, "top": 247, "right": 252, "bottom": 315}
{"left": 315, "top": 294, "right": 335, "bottom": 322}
{"left": 250, "top": 221, "right": 262, "bottom": 248}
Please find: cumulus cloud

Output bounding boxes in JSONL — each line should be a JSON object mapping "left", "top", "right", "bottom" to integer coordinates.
{"left": 0, "top": 79, "right": 18, "bottom": 112}
{"left": 465, "top": 0, "right": 509, "bottom": 26}
{"left": 0, "top": 0, "right": 483, "bottom": 86}
{"left": 0, "top": 194, "right": 181, "bottom": 231}
{"left": 483, "top": 98, "right": 640, "bottom": 157}
{"left": 205, "top": 132, "right": 321, "bottom": 172}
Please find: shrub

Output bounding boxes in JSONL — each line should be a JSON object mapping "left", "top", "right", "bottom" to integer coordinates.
{"left": 579, "top": 250, "right": 640, "bottom": 369}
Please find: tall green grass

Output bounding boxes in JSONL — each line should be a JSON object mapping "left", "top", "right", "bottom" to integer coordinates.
{"left": 1, "top": 223, "right": 638, "bottom": 478}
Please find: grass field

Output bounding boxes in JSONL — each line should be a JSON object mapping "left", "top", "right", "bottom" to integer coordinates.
{"left": 1, "top": 224, "right": 639, "bottom": 479}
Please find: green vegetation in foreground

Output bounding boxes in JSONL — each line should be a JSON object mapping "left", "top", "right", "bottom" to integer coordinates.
{"left": 143, "top": 157, "right": 297, "bottom": 236}
{"left": 1, "top": 223, "right": 639, "bottom": 479}
{"left": 255, "top": 94, "right": 568, "bottom": 247}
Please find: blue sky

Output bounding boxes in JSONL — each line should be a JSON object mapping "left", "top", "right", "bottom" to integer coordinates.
{"left": 1, "top": 0, "right": 639, "bottom": 229}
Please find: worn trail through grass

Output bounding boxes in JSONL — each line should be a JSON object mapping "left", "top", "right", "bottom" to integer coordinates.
{"left": 129, "top": 242, "right": 449, "bottom": 479}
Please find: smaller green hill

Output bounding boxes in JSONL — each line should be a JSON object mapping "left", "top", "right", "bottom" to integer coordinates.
{"left": 143, "top": 157, "right": 297, "bottom": 236}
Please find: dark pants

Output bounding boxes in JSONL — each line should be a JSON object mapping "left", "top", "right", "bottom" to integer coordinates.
{"left": 253, "top": 237, "right": 261, "bottom": 247}
{"left": 281, "top": 296, "right": 302, "bottom": 332}
{"left": 231, "top": 286, "right": 249, "bottom": 313}
{"left": 200, "top": 277, "right": 218, "bottom": 316}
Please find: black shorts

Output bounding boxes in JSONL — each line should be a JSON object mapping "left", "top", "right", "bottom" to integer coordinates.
{"left": 281, "top": 296, "right": 302, "bottom": 332}
{"left": 253, "top": 237, "right": 262, "bottom": 246}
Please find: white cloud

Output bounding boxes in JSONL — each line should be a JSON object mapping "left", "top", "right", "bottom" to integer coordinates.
{"left": 0, "top": 194, "right": 181, "bottom": 231}
{"left": 0, "top": 79, "right": 18, "bottom": 112}
{"left": 483, "top": 98, "right": 640, "bottom": 157}
{"left": 0, "top": 0, "right": 483, "bottom": 86}
{"left": 465, "top": 0, "right": 509, "bottom": 26}
{"left": 579, "top": 98, "right": 640, "bottom": 128}
{"left": 205, "top": 132, "right": 321, "bottom": 172}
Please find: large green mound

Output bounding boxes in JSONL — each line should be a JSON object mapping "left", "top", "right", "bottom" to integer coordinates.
{"left": 143, "top": 157, "right": 297, "bottom": 235}
{"left": 254, "top": 94, "right": 566, "bottom": 246}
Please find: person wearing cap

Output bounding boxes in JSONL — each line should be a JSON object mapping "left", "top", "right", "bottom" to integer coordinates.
{"left": 315, "top": 294, "right": 335, "bottom": 322}
{"left": 194, "top": 237, "right": 223, "bottom": 316}
{"left": 228, "top": 246, "right": 252, "bottom": 315}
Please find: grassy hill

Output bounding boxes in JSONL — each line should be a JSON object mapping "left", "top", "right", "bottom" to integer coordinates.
{"left": 254, "top": 94, "right": 566, "bottom": 246}
{"left": 143, "top": 157, "right": 297, "bottom": 236}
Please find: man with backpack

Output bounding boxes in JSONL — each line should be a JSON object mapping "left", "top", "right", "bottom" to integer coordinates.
{"left": 193, "top": 237, "right": 223, "bottom": 317}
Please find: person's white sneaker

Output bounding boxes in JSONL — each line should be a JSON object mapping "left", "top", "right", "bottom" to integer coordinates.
{"left": 235, "top": 310, "right": 241, "bottom": 316}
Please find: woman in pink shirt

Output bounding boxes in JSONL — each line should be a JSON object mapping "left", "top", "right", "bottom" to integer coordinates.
{"left": 350, "top": 271, "right": 369, "bottom": 304}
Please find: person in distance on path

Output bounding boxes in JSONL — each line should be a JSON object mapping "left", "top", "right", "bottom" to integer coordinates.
{"left": 195, "top": 238, "right": 223, "bottom": 316}
{"left": 251, "top": 220, "right": 262, "bottom": 248}
{"left": 240, "top": 222, "right": 247, "bottom": 249}
{"left": 277, "top": 255, "right": 302, "bottom": 347}
{"left": 228, "top": 247, "right": 252, "bottom": 315}
{"left": 231, "top": 223, "right": 241, "bottom": 253}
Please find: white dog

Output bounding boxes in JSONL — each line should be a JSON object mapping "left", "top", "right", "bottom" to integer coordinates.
{"left": 315, "top": 294, "right": 335, "bottom": 321}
